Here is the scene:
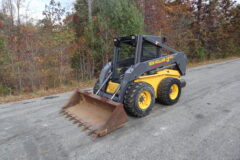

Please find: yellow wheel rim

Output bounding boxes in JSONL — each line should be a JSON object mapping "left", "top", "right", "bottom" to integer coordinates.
{"left": 169, "top": 84, "right": 179, "bottom": 100}
{"left": 138, "top": 90, "right": 151, "bottom": 110}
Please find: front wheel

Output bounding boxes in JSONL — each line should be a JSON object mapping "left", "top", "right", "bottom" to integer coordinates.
{"left": 124, "top": 82, "right": 155, "bottom": 117}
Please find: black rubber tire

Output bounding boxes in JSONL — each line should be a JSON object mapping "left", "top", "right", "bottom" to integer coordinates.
{"left": 157, "top": 78, "right": 181, "bottom": 105}
{"left": 124, "top": 82, "right": 155, "bottom": 117}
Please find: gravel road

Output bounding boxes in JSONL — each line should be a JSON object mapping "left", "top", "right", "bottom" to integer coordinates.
{"left": 1, "top": 59, "right": 240, "bottom": 160}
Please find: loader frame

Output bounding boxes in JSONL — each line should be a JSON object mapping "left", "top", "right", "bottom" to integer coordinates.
{"left": 97, "top": 35, "right": 187, "bottom": 103}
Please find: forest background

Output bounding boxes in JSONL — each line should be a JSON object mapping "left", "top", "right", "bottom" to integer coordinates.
{"left": 0, "top": 0, "right": 239, "bottom": 98}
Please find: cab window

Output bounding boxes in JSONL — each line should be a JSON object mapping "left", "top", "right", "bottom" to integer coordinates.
{"left": 141, "top": 41, "right": 160, "bottom": 62}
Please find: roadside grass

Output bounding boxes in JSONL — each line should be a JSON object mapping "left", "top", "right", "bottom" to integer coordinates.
{"left": 187, "top": 56, "right": 240, "bottom": 68}
{"left": 1, "top": 56, "right": 239, "bottom": 104}
{"left": 0, "top": 79, "right": 96, "bottom": 104}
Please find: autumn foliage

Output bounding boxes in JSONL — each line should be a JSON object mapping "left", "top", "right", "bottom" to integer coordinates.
{"left": 0, "top": 0, "right": 239, "bottom": 96}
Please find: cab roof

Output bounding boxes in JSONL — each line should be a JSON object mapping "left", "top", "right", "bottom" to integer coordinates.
{"left": 114, "top": 35, "right": 167, "bottom": 47}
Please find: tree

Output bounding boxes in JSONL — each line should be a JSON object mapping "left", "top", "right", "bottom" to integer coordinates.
{"left": 41, "top": 0, "right": 65, "bottom": 29}
{"left": 39, "top": 0, "right": 75, "bottom": 87}
{"left": 72, "top": 0, "right": 144, "bottom": 80}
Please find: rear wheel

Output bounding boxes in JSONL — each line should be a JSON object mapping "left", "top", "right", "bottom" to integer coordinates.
{"left": 157, "top": 78, "right": 181, "bottom": 105}
{"left": 124, "top": 82, "right": 155, "bottom": 117}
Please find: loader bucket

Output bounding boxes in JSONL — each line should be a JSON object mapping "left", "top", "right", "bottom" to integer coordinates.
{"left": 60, "top": 89, "right": 128, "bottom": 139}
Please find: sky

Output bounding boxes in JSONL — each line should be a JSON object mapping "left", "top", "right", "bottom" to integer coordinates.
{"left": 27, "top": 0, "right": 240, "bottom": 21}
{"left": 3, "top": 0, "right": 240, "bottom": 22}
{"left": 21, "top": 0, "right": 75, "bottom": 21}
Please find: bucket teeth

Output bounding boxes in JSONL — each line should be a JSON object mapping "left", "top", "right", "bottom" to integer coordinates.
{"left": 73, "top": 120, "right": 79, "bottom": 124}
{"left": 66, "top": 114, "right": 72, "bottom": 118}
{"left": 76, "top": 119, "right": 85, "bottom": 127}
{"left": 77, "top": 122, "right": 83, "bottom": 127}
{"left": 60, "top": 110, "right": 67, "bottom": 115}
{"left": 87, "top": 129, "right": 96, "bottom": 136}
{"left": 82, "top": 126, "right": 88, "bottom": 131}
{"left": 59, "top": 110, "right": 65, "bottom": 114}
{"left": 81, "top": 122, "right": 91, "bottom": 131}
{"left": 69, "top": 117, "right": 75, "bottom": 121}
{"left": 92, "top": 134, "right": 98, "bottom": 140}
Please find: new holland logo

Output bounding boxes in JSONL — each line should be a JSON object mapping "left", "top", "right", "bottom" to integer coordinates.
{"left": 148, "top": 56, "right": 174, "bottom": 68}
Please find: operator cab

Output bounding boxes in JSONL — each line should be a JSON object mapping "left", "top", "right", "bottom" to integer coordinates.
{"left": 114, "top": 36, "right": 136, "bottom": 68}
{"left": 112, "top": 35, "right": 166, "bottom": 82}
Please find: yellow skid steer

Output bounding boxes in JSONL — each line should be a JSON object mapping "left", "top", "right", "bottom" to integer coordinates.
{"left": 60, "top": 35, "right": 187, "bottom": 139}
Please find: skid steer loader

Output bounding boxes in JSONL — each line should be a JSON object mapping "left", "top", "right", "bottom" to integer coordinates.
{"left": 60, "top": 35, "right": 187, "bottom": 139}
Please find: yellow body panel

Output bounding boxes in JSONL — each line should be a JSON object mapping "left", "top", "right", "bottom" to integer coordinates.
{"left": 106, "top": 81, "right": 120, "bottom": 94}
{"left": 134, "top": 69, "right": 180, "bottom": 97}
{"left": 106, "top": 69, "right": 180, "bottom": 96}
